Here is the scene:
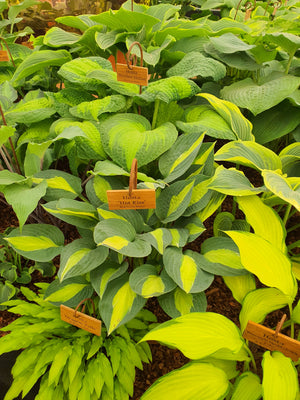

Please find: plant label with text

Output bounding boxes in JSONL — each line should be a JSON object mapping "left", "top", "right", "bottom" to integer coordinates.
{"left": 243, "top": 320, "right": 300, "bottom": 361}
{"left": 0, "top": 50, "right": 9, "bottom": 62}
{"left": 60, "top": 304, "right": 101, "bottom": 336}
{"left": 107, "top": 189, "right": 156, "bottom": 210}
{"left": 116, "top": 63, "right": 149, "bottom": 86}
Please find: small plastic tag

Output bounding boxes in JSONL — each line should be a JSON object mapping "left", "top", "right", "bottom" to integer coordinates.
{"left": 60, "top": 304, "right": 101, "bottom": 336}
{"left": 0, "top": 50, "right": 9, "bottom": 62}
{"left": 107, "top": 189, "right": 156, "bottom": 210}
{"left": 243, "top": 320, "right": 300, "bottom": 361}
{"left": 116, "top": 63, "right": 149, "bottom": 86}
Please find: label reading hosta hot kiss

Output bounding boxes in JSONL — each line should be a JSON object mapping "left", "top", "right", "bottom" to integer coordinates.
{"left": 107, "top": 189, "right": 156, "bottom": 210}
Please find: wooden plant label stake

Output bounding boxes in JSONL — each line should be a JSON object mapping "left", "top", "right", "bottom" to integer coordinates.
{"left": 107, "top": 158, "right": 156, "bottom": 210}
{"left": 243, "top": 315, "right": 300, "bottom": 361}
{"left": 0, "top": 50, "right": 9, "bottom": 62}
{"left": 60, "top": 298, "right": 101, "bottom": 336}
{"left": 116, "top": 63, "right": 148, "bottom": 86}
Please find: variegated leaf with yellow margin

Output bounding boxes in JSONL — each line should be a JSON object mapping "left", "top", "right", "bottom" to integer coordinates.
{"left": 94, "top": 219, "right": 151, "bottom": 257}
{"left": 231, "top": 372, "right": 262, "bottom": 400}
{"left": 215, "top": 141, "right": 282, "bottom": 171}
{"left": 184, "top": 142, "right": 216, "bottom": 179}
{"left": 163, "top": 247, "right": 213, "bottom": 293}
{"left": 183, "top": 175, "right": 212, "bottom": 217}
{"left": 90, "top": 261, "right": 128, "bottom": 299}
{"left": 58, "top": 238, "right": 109, "bottom": 281}
{"left": 197, "top": 190, "right": 226, "bottom": 222}
{"left": 158, "top": 287, "right": 207, "bottom": 318}
{"left": 139, "top": 228, "right": 173, "bottom": 254}
{"left": 97, "top": 206, "right": 148, "bottom": 233}
{"left": 226, "top": 230, "right": 297, "bottom": 300}
{"left": 129, "top": 264, "right": 176, "bottom": 298}
{"left": 223, "top": 274, "right": 256, "bottom": 304}
{"left": 99, "top": 273, "right": 146, "bottom": 335}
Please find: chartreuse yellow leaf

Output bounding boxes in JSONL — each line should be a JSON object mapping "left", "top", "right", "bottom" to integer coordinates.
{"left": 60, "top": 248, "right": 90, "bottom": 281}
{"left": 142, "top": 276, "right": 165, "bottom": 298}
{"left": 5, "top": 236, "right": 59, "bottom": 251}
{"left": 223, "top": 274, "right": 256, "bottom": 304}
{"left": 109, "top": 281, "right": 136, "bottom": 335}
{"left": 237, "top": 196, "right": 287, "bottom": 254}
{"left": 101, "top": 236, "right": 130, "bottom": 250}
{"left": 262, "top": 352, "right": 299, "bottom": 400}
{"left": 167, "top": 180, "right": 194, "bottom": 220}
{"left": 231, "top": 372, "right": 262, "bottom": 400}
{"left": 225, "top": 231, "right": 297, "bottom": 300}
{"left": 140, "top": 362, "right": 230, "bottom": 400}
{"left": 174, "top": 288, "right": 193, "bottom": 315}
{"left": 44, "top": 177, "right": 77, "bottom": 193}
{"left": 180, "top": 255, "right": 198, "bottom": 293}
{"left": 45, "top": 283, "right": 88, "bottom": 302}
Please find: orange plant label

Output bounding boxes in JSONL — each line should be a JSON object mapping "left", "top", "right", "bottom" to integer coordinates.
{"left": 60, "top": 304, "right": 101, "bottom": 336}
{"left": 107, "top": 189, "right": 156, "bottom": 210}
{"left": 243, "top": 320, "right": 300, "bottom": 361}
{"left": 0, "top": 50, "right": 9, "bottom": 62}
{"left": 116, "top": 63, "right": 148, "bottom": 86}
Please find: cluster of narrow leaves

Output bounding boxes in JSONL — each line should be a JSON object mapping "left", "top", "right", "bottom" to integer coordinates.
{"left": 0, "top": 285, "right": 153, "bottom": 400}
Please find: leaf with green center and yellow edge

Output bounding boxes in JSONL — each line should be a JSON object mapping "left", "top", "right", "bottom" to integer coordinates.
{"left": 262, "top": 352, "right": 299, "bottom": 400}
{"left": 97, "top": 206, "right": 148, "bottom": 233}
{"left": 156, "top": 179, "right": 194, "bottom": 223}
{"left": 158, "top": 287, "right": 207, "bottom": 318}
{"left": 5, "top": 224, "right": 64, "bottom": 262}
{"left": 90, "top": 261, "right": 128, "bottom": 299}
{"left": 223, "top": 274, "right": 256, "bottom": 304}
{"left": 99, "top": 113, "right": 178, "bottom": 170}
{"left": 197, "top": 191, "right": 226, "bottom": 222}
{"left": 215, "top": 141, "right": 282, "bottom": 171}
{"left": 239, "top": 288, "right": 290, "bottom": 332}
{"left": 58, "top": 238, "right": 109, "bottom": 281}
{"left": 262, "top": 170, "right": 300, "bottom": 212}
{"left": 140, "top": 362, "right": 230, "bottom": 400}
{"left": 139, "top": 228, "right": 173, "bottom": 255}
{"left": 99, "top": 273, "right": 146, "bottom": 335}
{"left": 163, "top": 248, "right": 213, "bottom": 293}
{"left": 225, "top": 231, "right": 297, "bottom": 300}
{"left": 231, "top": 372, "right": 262, "bottom": 400}
{"left": 183, "top": 175, "right": 212, "bottom": 217}
{"left": 140, "top": 312, "right": 248, "bottom": 361}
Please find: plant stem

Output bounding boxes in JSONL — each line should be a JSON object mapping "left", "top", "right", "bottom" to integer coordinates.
{"left": 152, "top": 99, "right": 160, "bottom": 130}
{"left": 282, "top": 203, "right": 292, "bottom": 226}
{"left": 0, "top": 146, "right": 13, "bottom": 171}
{"left": 288, "top": 303, "right": 294, "bottom": 339}
{"left": 0, "top": 104, "right": 21, "bottom": 173}
{"left": 285, "top": 51, "right": 295, "bottom": 74}
{"left": 244, "top": 343, "right": 257, "bottom": 373}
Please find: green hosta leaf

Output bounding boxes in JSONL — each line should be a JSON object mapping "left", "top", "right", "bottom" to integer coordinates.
{"left": 0, "top": 281, "right": 16, "bottom": 305}
{"left": 58, "top": 239, "right": 109, "bottom": 281}
{"left": 139, "top": 228, "right": 172, "bottom": 255}
{"left": 199, "top": 93, "right": 253, "bottom": 141}
{"left": 168, "top": 228, "right": 189, "bottom": 248}
{"left": 239, "top": 288, "right": 290, "bottom": 332}
{"left": 262, "top": 352, "right": 299, "bottom": 400}
{"left": 183, "top": 175, "right": 213, "bottom": 217}
{"left": 156, "top": 179, "right": 194, "bottom": 223}
{"left": 262, "top": 170, "right": 300, "bottom": 212}
{"left": 95, "top": 30, "right": 128, "bottom": 50}
{"left": 280, "top": 142, "right": 300, "bottom": 176}
{"left": 292, "top": 299, "right": 300, "bottom": 323}
{"left": 231, "top": 372, "right": 262, "bottom": 400}
{"left": 23, "top": 141, "right": 53, "bottom": 176}
{"left": 11, "top": 50, "right": 72, "bottom": 86}
{"left": 223, "top": 274, "right": 256, "bottom": 304}
{"left": 44, "top": 276, "right": 93, "bottom": 307}
{"left": 88, "top": 68, "right": 140, "bottom": 96}
{"left": 158, "top": 287, "right": 207, "bottom": 318}
{"left": 209, "top": 33, "right": 255, "bottom": 53}
{"left": 5, "top": 97, "right": 55, "bottom": 125}
{"left": 3, "top": 180, "right": 47, "bottom": 231}
{"left": 94, "top": 219, "right": 151, "bottom": 257}
{"left": 176, "top": 214, "right": 206, "bottom": 243}
{"left": 97, "top": 206, "right": 148, "bottom": 234}
{"left": 236, "top": 195, "right": 287, "bottom": 253}
{"left": 44, "top": 27, "right": 80, "bottom": 47}
{"left": 221, "top": 74, "right": 300, "bottom": 116}
{"left": 140, "top": 362, "right": 230, "bottom": 400}
{"left": 264, "top": 33, "right": 300, "bottom": 55}
{"left": 43, "top": 199, "right": 99, "bottom": 229}
{"left": 208, "top": 166, "right": 264, "bottom": 196}
{"left": 0, "top": 263, "right": 17, "bottom": 283}
{"left": 90, "top": 261, "right": 128, "bottom": 298}
{"left": 99, "top": 113, "right": 177, "bottom": 170}
{"left": 56, "top": 15, "right": 98, "bottom": 31}
{"left": 0, "top": 81, "right": 17, "bottom": 102}
{"left": 215, "top": 141, "right": 282, "bottom": 171}
{"left": 17, "top": 119, "right": 53, "bottom": 146}
{"left": 0, "top": 126, "right": 15, "bottom": 147}
{"left": 225, "top": 231, "right": 297, "bottom": 300}
{"left": 159, "top": 132, "right": 205, "bottom": 183}
{"left": 5, "top": 224, "right": 64, "bottom": 262}
{"left": 52, "top": 88, "right": 95, "bottom": 118}
{"left": 69, "top": 95, "right": 127, "bottom": 121}
{"left": 99, "top": 273, "right": 146, "bottom": 335}
{"left": 167, "top": 52, "right": 226, "bottom": 81}
{"left": 163, "top": 247, "right": 214, "bottom": 293}
{"left": 140, "top": 312, "right": 247, "bottom": 361}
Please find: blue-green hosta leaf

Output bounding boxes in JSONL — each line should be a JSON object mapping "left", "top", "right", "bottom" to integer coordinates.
{"left": 280, "top": 142, "right": 300, "bottom": 176}
{"left": 262, "top": 352, "right": 299, "bottom": 400}
{"left": 183, "top": 175, "right": 212, "bottom": 217}
{"left": 208, "top": 166, "right": 264, "bottom": 196}
{"left": 262, "top": 170, "right": 300, "bottom": 212}
{"left": 5, "top": 224, "right": 64, "bottom": 262}
{"left": 136, "top": 76, "right": 200, "bottom": 104}
{"left": 140, "top": 312, "right": 247, "bottom": 361}
{"left": 94, "top": 219, "right": 151, "bottom": 257}
{"left": 168, "top": 228, "right": 190, "bottom": 248}
{"left": 58, "top": 239, "right": 109, "bottom": 281}
{"left": 97, "top": 206, "right": 148, "bottom": 234}
{"left": 4, "top": 97, "right": 56, "bottom": 125}
{"left": 167, "top": 52, "right": 226, "bottom": 81}
{"left": 159, "top": 132, "right": 205, "bottom": 183}
{"left": 236, "top": 195, "right": 287, "bottom": 253}
{"left": 197, "top": 191, "right": 226, "bottom": 222}
{"left": 140, "top": 362, "right": 230, "bottom": 400}
{"left": 139, "top": 228, "right": 172, "bottom": 254}
{"left": 99, "top": 273, "right": 146, "bottom": 335}
{"left": 223, "top": 274, "right": 256, "bottom": 305}
{"left": 87, "top": 69, "right": 140, "bottom": 96}
{"left": 69, "top": 95, "right": 127, "bottom": 121}
{"left": 163, "top": 247, "right": 214, "bottom": 293}
{"left": 225, "top": 231, "right": 297, "bottom": 300}
{"left": 239, "top": 288, "right": 290, "bottom": 332}
{"left": 215, "top": 141, "right": 282, "bottom": 171}
{"left": 158, "top": 287, "right": 207, "bottom": 318}
{"left": 175, "top": 214, "right": 206, "bottom": 243}
{"left": 44, "top": 27, "right": 81, "bottom": 47}
{"left": 11, "top": 50, "right": 72, "bottom": 86}
{"left": 99, "top": 113, "right": 177, "bottom": 170}
{"left": 156, "top": 179, "right": 194, "bottom": 223}
{"left": 0, "top": 281, "right": 16, "bottom": 306}
{"left": 90, "top": 261, "right": 128, "bottom": 299}
{"left": 199, "top": 93, "right": 253, "bottom": 141}
{"left": 43, "top": 199, "right": 99, "bottom": 229}
{"left": 231, "top": 372, "right": 262, "bottom": 400}
{"left": 221, "top": 74, "right": 300, "bottom": 116}
{"left": 129, "top": 264, "right": 176, "bottom": 298}
{"left": 44, "top": 276, "right": 93, "bottom": 307}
